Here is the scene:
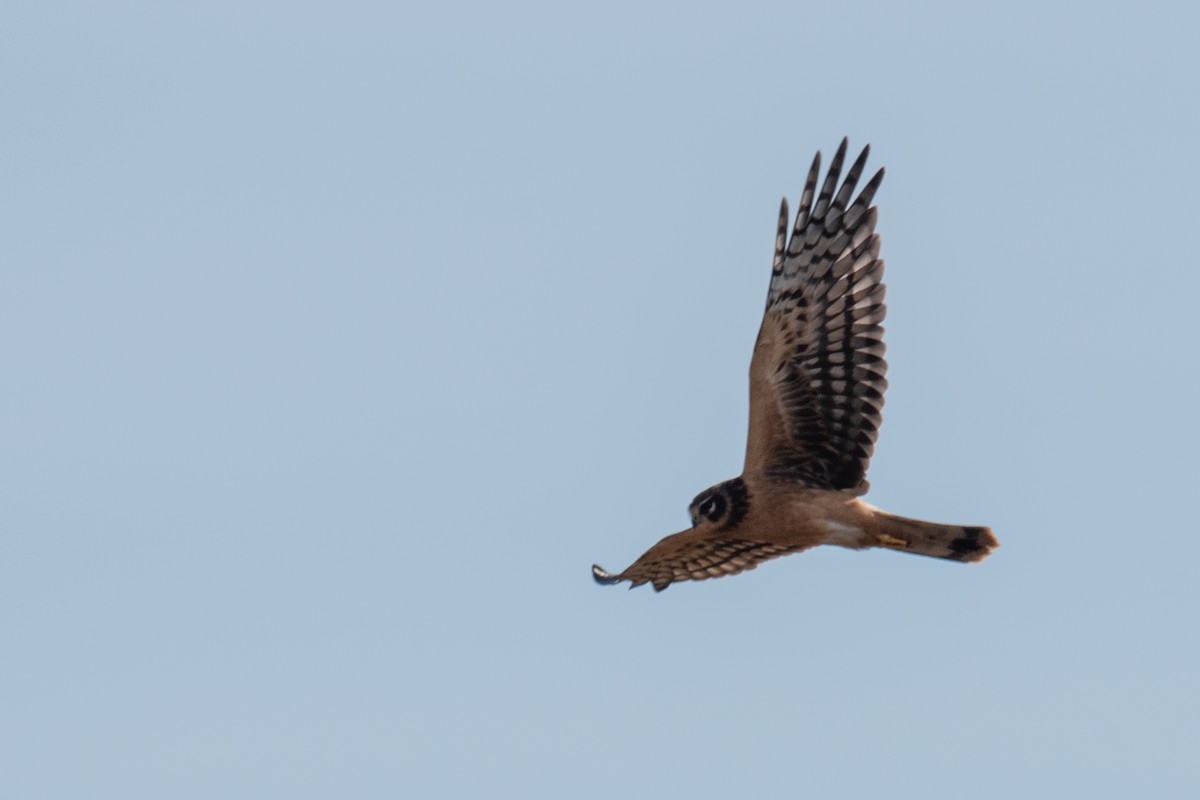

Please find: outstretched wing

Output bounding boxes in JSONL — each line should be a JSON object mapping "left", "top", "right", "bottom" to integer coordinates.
{"left": 592, "top": 529, "right": 804, "bottom": 592}
{"left": 743, "top": 139, "right": 887, "bottom": 493}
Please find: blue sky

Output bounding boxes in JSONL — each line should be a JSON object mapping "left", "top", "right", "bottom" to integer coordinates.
{"left": 2, "top": 2, "right": 1198, "bottom": 797}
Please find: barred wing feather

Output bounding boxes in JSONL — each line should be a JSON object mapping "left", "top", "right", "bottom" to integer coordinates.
{"left": 744, "top": 139, "right": 888, "bottom": 493}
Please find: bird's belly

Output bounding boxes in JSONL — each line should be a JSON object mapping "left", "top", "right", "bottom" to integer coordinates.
{"left": 758, "top": 491, "right": 873, "bottom": 548}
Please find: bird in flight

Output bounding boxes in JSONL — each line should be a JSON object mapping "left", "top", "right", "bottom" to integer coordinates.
{"left": 593, "top": 139, "right": 997, "bottom": 592}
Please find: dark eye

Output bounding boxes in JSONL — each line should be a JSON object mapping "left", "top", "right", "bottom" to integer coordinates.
{"left": 698, "top": 493, "right": 727, "bottom": 522}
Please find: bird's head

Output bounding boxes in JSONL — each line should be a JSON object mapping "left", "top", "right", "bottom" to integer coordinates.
{"left": 688, "top": 477, "right": 750, "bottom": 530}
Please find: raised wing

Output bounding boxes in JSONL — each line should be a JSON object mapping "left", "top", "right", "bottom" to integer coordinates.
{"left": 592, "top": 529, "right": 803, "bottom": 592}
{"left": 743, "top": 139, "right": 887, "bottom": 493}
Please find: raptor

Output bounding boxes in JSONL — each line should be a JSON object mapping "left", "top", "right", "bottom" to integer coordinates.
{"left": 592, "top": 139, "right": 997, "bottom": 592}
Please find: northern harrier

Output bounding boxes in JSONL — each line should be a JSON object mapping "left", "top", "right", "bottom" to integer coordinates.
{"left": 593, "top": 139, "right": 997, "bottom": 592}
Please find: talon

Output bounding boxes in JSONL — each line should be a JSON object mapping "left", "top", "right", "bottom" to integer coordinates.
{"left": 877, "top": 533, "right": 909, "bottom": 549}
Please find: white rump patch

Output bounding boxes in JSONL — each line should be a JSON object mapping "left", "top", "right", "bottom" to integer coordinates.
{"left": 821, "top": 520, "right": 863, "bottom": 547}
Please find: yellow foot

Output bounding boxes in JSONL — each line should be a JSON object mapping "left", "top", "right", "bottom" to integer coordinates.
{"left": 877, "top": 533, "right": 909, "bottom": 549}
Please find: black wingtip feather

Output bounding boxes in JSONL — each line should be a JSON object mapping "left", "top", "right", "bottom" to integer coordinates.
{"left": 773, "top": 197, "right": 789, "bottom": 271}
{"left": 592, "top": 564, "right": 620, "bottom": 586}
{"left": 859, "top": 167, "right": 885, "bottom": 207}
{"left": 794, "top": 150, "right": 822, "bottom": 233}
{"left": 812, "top": 139, "right": 849, "bottom": 221}
{"left": 831, "top": 144, "right": 872, "bottom": 215}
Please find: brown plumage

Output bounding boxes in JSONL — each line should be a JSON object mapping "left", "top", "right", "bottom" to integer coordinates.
{"left": 592, "top": 139, "right": 997, "bottom": 592}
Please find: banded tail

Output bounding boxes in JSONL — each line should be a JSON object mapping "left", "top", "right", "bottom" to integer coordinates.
{"left": 871, "top": 510, "right": 998, "bottom": 563}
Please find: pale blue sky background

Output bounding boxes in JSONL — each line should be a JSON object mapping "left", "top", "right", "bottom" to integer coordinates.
{"left": 2, "top": 1, "right": 1198, "bottom": 797}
